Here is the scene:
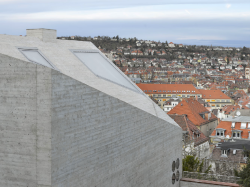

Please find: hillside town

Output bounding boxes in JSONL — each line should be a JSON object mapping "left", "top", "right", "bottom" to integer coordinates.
{"left": 59, "top": 35, "right": 250, "bottom": 177}
{"left": 0, "top": 27, "right": 250, "bottom": 187}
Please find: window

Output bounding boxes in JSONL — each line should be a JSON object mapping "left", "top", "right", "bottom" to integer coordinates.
{"left": 233, "top": 131, "right": 241, "bottom": 138}
{"left": 163, "top": 95, "right": 166, "bottom": 97}
{"left": 222, "top": 150, "right": 227, "bottom": 156}
{"left": 18, "top": 48, "right": 57, "bottom": 70}
{"left": 216, "top": 130, "right": 224, "bottom": 137}
{"left": 232, "top": 122, "right": 235, "bottom": 128}
{"left": 71, "top": 49, "right": 140, "bottom": 93}
{"left": 241, "top": 122, "right": 246, "bottom": 129}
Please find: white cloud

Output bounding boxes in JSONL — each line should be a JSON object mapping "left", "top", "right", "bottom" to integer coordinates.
{"left": 1, "top": 7, "right": 249, "bottom": 22}
{"left": 185, "top": 9, "right": 191, "bottom": 15}
{"left": 226, "top": 4, "right": 231, "bottom": 8}
{"left": 0, "top": 2, "right": 249, "bottom": 22}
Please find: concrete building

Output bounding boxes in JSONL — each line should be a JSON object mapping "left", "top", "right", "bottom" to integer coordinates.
{"left": 0, "top": 29, "right": 182, "bottom": 187}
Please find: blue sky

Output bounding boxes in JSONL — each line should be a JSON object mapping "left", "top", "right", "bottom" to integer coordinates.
{"left": 1, "top": 0, "right": 250, "bottom": 47}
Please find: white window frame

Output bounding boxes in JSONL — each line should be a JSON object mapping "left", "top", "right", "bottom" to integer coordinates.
{"left": 17, "top": 47, "right": 58, "bottom": 70}
{"left": 241, "top": 122, "right": 247, "bottom": 129}
{"left": 222, "top": 150, "right": 227, "bottom": 156}
{"left": 70, "top": 49, "right": 141, "bottom": 94}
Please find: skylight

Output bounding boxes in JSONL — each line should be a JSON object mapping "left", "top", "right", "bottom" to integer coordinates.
{"left": 71, "top": 50, "right": 140, "bottom": 93}
{"left": 18, "top": 48, "right": 57, "bottom": 70}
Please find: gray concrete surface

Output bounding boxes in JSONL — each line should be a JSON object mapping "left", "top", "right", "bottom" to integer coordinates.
{"left": 0, "top": 29, "right": 182, "bottom": 187}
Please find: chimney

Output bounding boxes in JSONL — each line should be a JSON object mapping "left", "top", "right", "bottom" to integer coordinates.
{"left": 26, "top": 28, "right": 57, "bottom": 42}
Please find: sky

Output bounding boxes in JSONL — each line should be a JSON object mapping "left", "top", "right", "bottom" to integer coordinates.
{"left": 0, "top": 0, "right": 250, "bottom": 47}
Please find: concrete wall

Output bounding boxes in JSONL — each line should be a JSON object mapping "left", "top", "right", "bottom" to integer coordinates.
{"left": 26, "top": 29, "right": 57, "bottom": 42}
{"left": 195, "top": 141, "right": 210, "bottom": 159}
{"left": 0, "top": 53, "right": 182, "bottom": 187}
{"left": 51, "top": 71, "right": 182, "bottom": 187}
{"left": 200, "top": 120, "right": 218, "bottom": 137}
{"left": 0, "top": 54, "right": 51, "bottom": 187}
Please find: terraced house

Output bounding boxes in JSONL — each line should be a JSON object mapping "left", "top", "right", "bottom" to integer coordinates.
{"left": 210, "top": 109, "right": 250, "bottom": 144}
{"left": 199, "top": 90, "right": 233, "bottom": 109}
{"left": 136, "top": 84, "right": 202, "bottom": 109}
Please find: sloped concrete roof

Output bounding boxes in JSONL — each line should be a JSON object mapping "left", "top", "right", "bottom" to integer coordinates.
{"left": 0, "top": 30, "right": 178, "bottom": 127}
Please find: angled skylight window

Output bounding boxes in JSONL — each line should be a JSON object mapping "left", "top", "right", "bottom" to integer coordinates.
{"left": 71, "top": 49, "right": 141, "bottom": 93}
{"left": 18, "top": 48, "right": 57, "bottom": 70}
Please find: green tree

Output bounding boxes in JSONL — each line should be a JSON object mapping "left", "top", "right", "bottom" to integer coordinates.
{"left": 234, "top": 149, "right": 250, "bottom": 187}
{"left": 183, "top": 155, "right": 211, "bottom": 173}
{"left": 243, "top": 46, "right": 247, "bottom": 52}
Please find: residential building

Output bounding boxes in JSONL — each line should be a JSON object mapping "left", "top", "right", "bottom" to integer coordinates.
{"left": 211, "top": 140, "right": 250, "bottom": 168}
{"left": 168, "top": 42, "right": 175, "bottom": 48}
{"left": 245, "top": 63, "right": 250, "bottom": 79}
{"left": 0, "top": 28, "right": 182, "bottom": 187}
{"left": 210, "top": 109, "right": 250, "bottom": 144}
{"left": 199, "top": 89, "right": 233, "bottom": 109}
{"left": 163, "top": 98, "right": 181, "bottom": 112}
{"left": 217, "top": 105, "right": 241, "bottom": 120}
{"left": 168, "top": 98, "right": 218, "bottom": 137}
{"left": 136, "top": 84, "right": 202, "bottom": 109}
{"left": 169, "top": 114, "right": 210, "bottom": 158}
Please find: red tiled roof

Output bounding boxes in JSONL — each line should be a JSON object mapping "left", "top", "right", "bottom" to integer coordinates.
{"left": 136, "top": 84, "right": 200, "bottom": 94}
{"left": 168, "top": 98, "right": 217, "bottom": 126}
{"left": 169, "top": 114, "right": 209, "bottom": 146}
{"left": 211, "top": 121, "right": 250, "bottom": 139}
{"left": 222, "top": 105, "right": 240, "bottom": 115}
{"left": 199, "top": 89, "right": 231, "bottom": 99}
